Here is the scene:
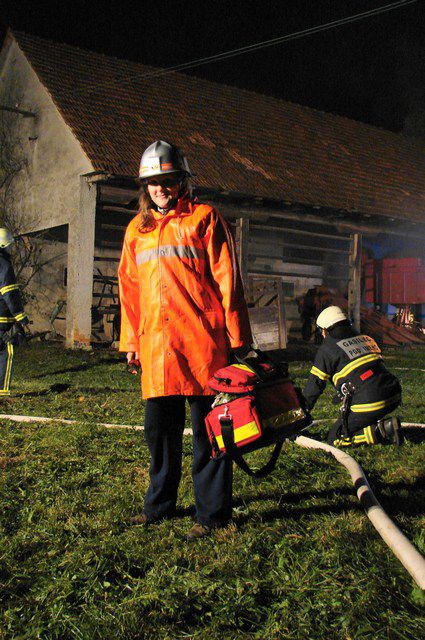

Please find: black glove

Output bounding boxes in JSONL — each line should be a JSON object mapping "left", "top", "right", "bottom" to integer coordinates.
{"left": 0, "top": 323, "right": 26, "bottom": 347}
{"left": 11, "top": 323, "right": 27, "bottom": 346}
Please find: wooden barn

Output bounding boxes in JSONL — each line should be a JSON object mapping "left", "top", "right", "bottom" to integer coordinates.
{"left": 1, "top": 29, "right": 424, "bottom": 348}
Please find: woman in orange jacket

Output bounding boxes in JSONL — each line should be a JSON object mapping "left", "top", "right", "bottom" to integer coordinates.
{"left": 119, "top": 140, "right": 252, "bottom": 538}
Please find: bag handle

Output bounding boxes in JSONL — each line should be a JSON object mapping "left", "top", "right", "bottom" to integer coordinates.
{"left": 233, "top": 347, "right": 288, "bottom": 382}
{"left": 220, "top": 417, "right": 283, "bottom": 478}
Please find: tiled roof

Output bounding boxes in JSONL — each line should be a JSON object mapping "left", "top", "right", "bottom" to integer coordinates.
{"left": 8, "top": 30, "right": 425, "bottom": 222}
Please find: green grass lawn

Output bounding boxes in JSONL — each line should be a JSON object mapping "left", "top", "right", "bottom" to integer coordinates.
{"left": 0, "top": 342, "right": 424, "bottom": 639}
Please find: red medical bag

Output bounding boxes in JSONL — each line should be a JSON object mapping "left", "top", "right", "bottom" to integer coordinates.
{"left": 205, "top": 351, "right": 311, "bottom": 477}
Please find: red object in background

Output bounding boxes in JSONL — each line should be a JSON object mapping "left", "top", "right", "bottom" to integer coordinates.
{"left": 364, "top": 257, "right": 425, "bottom": 305}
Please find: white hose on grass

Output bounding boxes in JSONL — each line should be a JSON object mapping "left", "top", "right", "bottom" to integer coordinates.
{"left": 0, "top": 413, "right": 193, "bottom": 435}
{"left": 294, "top": 435, "right": 425, "bottom": 590}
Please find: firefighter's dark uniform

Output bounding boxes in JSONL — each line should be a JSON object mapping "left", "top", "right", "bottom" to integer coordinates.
{"left": 303, "top": 324, "right": 401, "bottom": 446}
{"left": 0, "top": 251, "right": 28, "bottom": 397}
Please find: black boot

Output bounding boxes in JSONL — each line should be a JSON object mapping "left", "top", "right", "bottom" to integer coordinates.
{"left": 375, "top": 416, "right": 403, "bottom": 446}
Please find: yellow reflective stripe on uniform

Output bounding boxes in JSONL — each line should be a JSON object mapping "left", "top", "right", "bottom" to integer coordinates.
{"left": 0, "top": 283, "right": 19, "bottom": 295}
{"left": 332, "top": 354, "right": 382, "bottom": 385}
{"left": 365, "top": 425, "right": 375, "bottom": 445}
{"left": 232, "top": 364, "right": 254, "bottom": 372}
{"left": 352, "top": 433, "right": 367, "bottom": 444}
{"left": 311, "top": 365, "right": 329, "bottom": 381}
{"left": 14, "top": 312, "right": 27, "bottom": 322}
{"left": 334, "top": 437, "right": 353, "bottom": 447}
{"left": 0, "top": 317, "right": 14, "bottom": 322}
{"left": 351, "top": 393, "right": 401, "bottom": 413}
{"left": 2, "top": 342, "right": 13, "bottom": 393}
{"left": 215, "top": 420, "right": 260, "bottom": 449}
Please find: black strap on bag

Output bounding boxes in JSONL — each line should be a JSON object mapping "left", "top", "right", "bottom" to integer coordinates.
{"left": 338, "top": 381, "right": 356, "bottom": 438}
{"left": 233, "top": 347, "right": 288, "bottom": 381}
{"left": 219, "top": 415, "right": 283, "bottom": 478}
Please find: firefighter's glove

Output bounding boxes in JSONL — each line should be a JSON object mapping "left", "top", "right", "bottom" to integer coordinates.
{"left": 10, "top": 323, "right": 27, "bottom": 346}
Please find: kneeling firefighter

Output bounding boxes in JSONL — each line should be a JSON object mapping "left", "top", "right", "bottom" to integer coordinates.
{"left": 0, "top": 228, "right": 30, "bottom": 398}
{"left": 303, "top": 306, "right": 403, "bottom": 447}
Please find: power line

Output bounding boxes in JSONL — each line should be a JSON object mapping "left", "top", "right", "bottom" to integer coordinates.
{"left": 139, "top": 0, "right": 418, "bottom": 79}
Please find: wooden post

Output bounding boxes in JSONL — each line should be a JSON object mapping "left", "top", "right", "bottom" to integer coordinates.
{"left": 66, "top": 176, "right": 97, "bottom": 348}
{"left": 276, "top": 279, "right": 287, "bottom": 348}
{"left": 348, "top": 233, "right": 362, "bottom": 332}
{"left": 237, "top": 217, "right": 250, "bottom": 297}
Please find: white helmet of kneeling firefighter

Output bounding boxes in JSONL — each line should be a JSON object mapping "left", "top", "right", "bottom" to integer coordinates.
{"left": 139, "top": 140, "right": 193, "bottom": 181}
{"left": 316, "top": 306, "right": 349, "bottom": 330}
{"left": 0, "top": 228, "right": 14, "bottom": 252}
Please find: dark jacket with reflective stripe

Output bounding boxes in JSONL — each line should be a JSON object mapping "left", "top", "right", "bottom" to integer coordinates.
{"left": 0, "top": 251, "right": 28, "bottom": 331}
{"left": 303, "top": 324, "right": 401, "bottom": 413}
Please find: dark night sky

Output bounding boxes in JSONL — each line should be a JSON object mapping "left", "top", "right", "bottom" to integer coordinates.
{"left": 1, "top": 0, "right": 425, "bottom": 132}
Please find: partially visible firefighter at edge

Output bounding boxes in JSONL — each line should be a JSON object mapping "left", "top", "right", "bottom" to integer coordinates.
{"left": 303, "top": 306, "right": 403, "bottom": 448}
{"left": 0, "top": 228, "right": 29, "bottom": 398}
{"left": 118, "top": 141, "right": 252, "bottom": 539}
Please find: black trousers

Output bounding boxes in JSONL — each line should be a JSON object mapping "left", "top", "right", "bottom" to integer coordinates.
{"left": 327, "top": 400, "right": 401, "bottom": 445}
{"left": 0, "top": 342, "right": 14, "bottom": 397}
{"left": 143, "top": 395, "right": 233, "bottom": 527}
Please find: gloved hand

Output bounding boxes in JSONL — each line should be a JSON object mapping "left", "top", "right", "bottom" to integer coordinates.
{"left": 10, "top": 323, "right": 27, "bottom": 346}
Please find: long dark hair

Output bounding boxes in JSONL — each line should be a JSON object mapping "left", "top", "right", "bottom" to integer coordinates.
{"left": 137, "top": 190, "right": 157, "bottom": 233}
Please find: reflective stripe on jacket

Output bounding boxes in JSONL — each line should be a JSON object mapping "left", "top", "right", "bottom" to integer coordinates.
{"left": 118, "top": 197, "right": 252, "bottom": 399}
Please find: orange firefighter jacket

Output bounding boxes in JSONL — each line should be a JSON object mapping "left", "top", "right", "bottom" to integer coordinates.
{"left": 118, "top": 196, "right": 252, "bottom": 399}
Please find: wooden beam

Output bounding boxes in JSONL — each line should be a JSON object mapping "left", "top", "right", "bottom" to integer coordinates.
{"left": 276, "top": 279, "right": 287, "bottom": 349}
{"left": 100, "top": 204, "right": 138, "bottom": 214}
{"left": 220, "top": 205, "right": 424, "bottom": 239}
{"left": 250, "top": 223, "right": 351, "bottom": 242}
{"left": 237, "top": 217, "right": 250, "bottom": 296}
{"left": 252, "top": 253, "right": 347, "bottom": 267}
{"left": 256, "top": 242, "right": 349, "bottom": 255}
{"left": 348, "top": 233, "right": 362, "bottom": 331}
{"left": 249, "top": 268, "right": 343, "bottom": 281}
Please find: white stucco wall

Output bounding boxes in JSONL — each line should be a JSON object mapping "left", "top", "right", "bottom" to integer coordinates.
{"left": 0, "top": 37, "right": 94, "bottom": 233}
{"left": 21, "top": 239, "right": 121, "bottom": 340}
{"left": 20, "top": 238, "right": 68, "bottom": 335}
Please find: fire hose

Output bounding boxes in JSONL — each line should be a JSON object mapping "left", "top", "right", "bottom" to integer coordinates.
{"left": 1, "top": 409, "right": 424, "bottom": 587}
{"left": 294, "top": 434, "right": 425, "bottom": 589}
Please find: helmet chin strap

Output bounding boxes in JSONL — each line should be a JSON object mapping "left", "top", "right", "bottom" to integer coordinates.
{"left": 156, "top": 200, "right": 177, "bottom": 215}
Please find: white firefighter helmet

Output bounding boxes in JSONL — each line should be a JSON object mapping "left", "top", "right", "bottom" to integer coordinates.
{"left": 0, "top": 227, "right": 14, "bottom": 249}
{"left": 316, "top": 306, "right": 348, "bottom": 330}
{"left": 139, "top": 140, "right": 193, "bottom": 179}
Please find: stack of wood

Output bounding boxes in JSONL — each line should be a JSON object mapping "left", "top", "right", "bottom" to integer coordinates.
{"left": 334, "top": 298, "right": 425, "bottom": 346}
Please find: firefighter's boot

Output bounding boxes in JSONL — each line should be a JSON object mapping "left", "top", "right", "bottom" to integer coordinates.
{"left": 375, "top": 416, "right": 403, "bottom": 446}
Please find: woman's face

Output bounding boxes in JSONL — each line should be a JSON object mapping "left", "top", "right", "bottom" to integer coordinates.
{"left": 146, "top": 173, "right": 181, "bottom": 209}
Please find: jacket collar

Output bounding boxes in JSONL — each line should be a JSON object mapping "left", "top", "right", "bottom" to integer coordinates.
{"left": 151, "top": 194, "right": 193, "bottom": 221}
